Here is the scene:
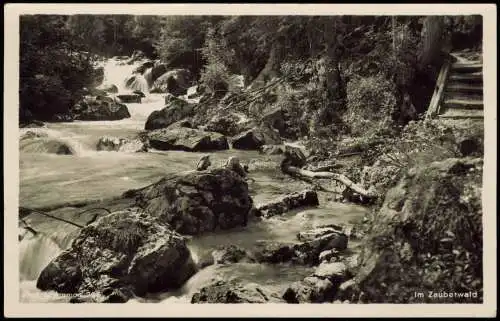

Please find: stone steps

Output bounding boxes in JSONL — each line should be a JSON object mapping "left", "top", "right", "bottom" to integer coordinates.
{"left": 430, "top": 51, "right": 484, "bottom": 120}
{"left": 448, "top": 72, "right": 483, "bottom": 82}
{"left": 445, "top": 83, "right": 483, "bottom": 94}
{"left": 450, "top": 62, "right": 483, "bottom": 72}
{"left": 438, "top": 108, "right": 484, "bottom": 119}
{"left": 442, "top": 98, "right": 484, "bottom": 110}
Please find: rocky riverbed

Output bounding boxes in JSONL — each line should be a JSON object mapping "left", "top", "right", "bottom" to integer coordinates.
{"left": 19, "top": 56, "right": 370, "bottom": 304}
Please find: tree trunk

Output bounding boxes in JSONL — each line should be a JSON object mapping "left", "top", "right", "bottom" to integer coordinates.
{"left": 419, "top": 16, "right": 445, "bottom": 69}
{"left": 282, "top": 165, "right": 378, "bottom": 199}
{"left": 249, "top": 41, "right": 283, "bottom": 89}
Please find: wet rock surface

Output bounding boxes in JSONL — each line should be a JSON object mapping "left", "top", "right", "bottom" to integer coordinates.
{"left": 72, "top": 96, "right": 131, "bottom": 121}
{"left": 191, "top": 280, "right": 284, "bottom": 303}
{"left": 36, "top": 208, "right": 197, "bottom": 302}
{"left": 231, "top": 125, "right": 282, "bottom": 150}
{"left": 254, "top": 190, "right": 319, "bottom": 218}
{"left": 144, "top": 97, "right": 195, "bottom": 131}
{"left": 96, "top": 136, "right": 147, "bottom": 153}
{"left": 124, "top": 168, "right": 254, "bottom": 235}
{"left": 147, "top": 127, "right": 229, "bottom": 152}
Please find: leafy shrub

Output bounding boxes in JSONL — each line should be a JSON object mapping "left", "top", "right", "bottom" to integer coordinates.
{"left": 344, "top": 74, "right": 398, "bottom": 137}
{"left": 20, "top": 15, "right": 97, "bottom": 122}
{"left": 199, "top": 27, "right": 235, "bottom": 96}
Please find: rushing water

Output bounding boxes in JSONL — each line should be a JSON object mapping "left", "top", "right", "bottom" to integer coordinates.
{"left": 19, "top": 57, "right": 369, "bottom": 303}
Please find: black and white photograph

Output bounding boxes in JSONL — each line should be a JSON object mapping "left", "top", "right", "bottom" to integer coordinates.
{"left": 4, "top": 3, "right": 496, "bottom": 318}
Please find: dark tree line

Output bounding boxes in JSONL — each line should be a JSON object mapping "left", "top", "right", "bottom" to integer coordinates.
{"left": 19, "top": 14, "right": 482, "bottom": 124}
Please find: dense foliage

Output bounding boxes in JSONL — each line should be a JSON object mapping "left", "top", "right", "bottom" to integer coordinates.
{"left": 20, "top": 14, "right": 482, "bottom": 124}
{"left": 20, "top": 15, "right": 98, "bottom": 122}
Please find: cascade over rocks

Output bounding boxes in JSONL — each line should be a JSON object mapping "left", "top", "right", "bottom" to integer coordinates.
{"left": 36, "top": 208, "right": 197, "bottom": 302}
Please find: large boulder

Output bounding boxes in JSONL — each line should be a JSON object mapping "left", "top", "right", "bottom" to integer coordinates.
{"left": 36, "top": 208, "right": 197, "bottom": 302}
{"left": 231, "top": 125, "right": 282, "bottom": 150}
{"left": 125, "top": 168, "right": 254, "bottom": 235}
{"left": 72, "top": 97, "right": 131, "bottom": 121}
{"left": 165, "top": 51, "right": 204, "bottom": 76}
{"left": 144, "top": 97, "right": 194, "bottom": 131}
{"left": 147, "top": 127, "right": 229, "bottom": 152}
{"left": 192, "top": 280, "right": 283, "bottom": 303}
{"left": 152, "top": 69, "right": 192, "bottom": 96}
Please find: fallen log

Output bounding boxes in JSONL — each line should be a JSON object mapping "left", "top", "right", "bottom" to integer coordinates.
{"left": 282, "top": 165, "right": 377, "bottom": 200}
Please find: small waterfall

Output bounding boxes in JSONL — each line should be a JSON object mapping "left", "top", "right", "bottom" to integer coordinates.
{"left": 99, "top": 58, "right": 139, "bottom": 93}
{"left": 144, "top": 67, "right": 154, "bottom": 88}
{"left": 124, "top": 74, "right": 150, "bottom": 93}
{"left": 99, "top": 58, "right": 152, "bottom": 94}
{"left": 19, "top": 230, "right": 76, "bottom": 281}
{"left": 20, "top": 127, "right": 95, "bottom": 156}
